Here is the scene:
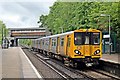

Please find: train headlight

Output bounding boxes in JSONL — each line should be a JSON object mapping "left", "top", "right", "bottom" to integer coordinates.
{"left": 94, "top": 50, "right": 100, "bottom": 55}
{"left": 74, "top": 50, "right": 81, "bottom": 54}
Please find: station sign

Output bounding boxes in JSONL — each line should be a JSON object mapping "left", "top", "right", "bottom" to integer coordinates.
{"left": 103, "top": 34, "right": 110, "bottom": 38}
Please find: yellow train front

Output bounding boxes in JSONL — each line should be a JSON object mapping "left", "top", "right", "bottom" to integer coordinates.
{"left": 64, "top": 29, "right": 102, "bottom": 67}
{"left": 32, "top": 29, "right": 102, "bottom": 67}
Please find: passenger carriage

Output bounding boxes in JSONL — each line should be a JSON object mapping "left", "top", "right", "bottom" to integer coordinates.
{"left": 32, "top": 29, "right": 102, "bottom": 67}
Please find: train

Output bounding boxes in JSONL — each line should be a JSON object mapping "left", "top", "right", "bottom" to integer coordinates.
{"left": 31, "top": 29, "right": 102, "bottom": 67}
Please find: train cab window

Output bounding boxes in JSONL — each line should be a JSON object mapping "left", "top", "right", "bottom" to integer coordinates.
{"left": 85, "top": 36, "right": 89, "bottom": 44}
{"left": 74, "top": 32, "right": 91, "bottom": 45}
{"left": 92, "top": 33, "right": 100, "bottom": 44}
{"left": 84, "top": 32, "right": 91, "bottom": 44}
{"left": 74, "top": 32, "right": 82, "bottom": 45}
{"left": 60, "top": 38, "right": 64, "bottom": 46}
{"left": 74, "top": 32, "right": 100, "bottom": 45}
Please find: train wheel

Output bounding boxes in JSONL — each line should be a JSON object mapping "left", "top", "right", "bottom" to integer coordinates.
{"left": 41, "top": 50, "right": 43, "bottom": 54}
{"left": 43, "top": 51, "right": 46, "bottom": 56}
{"left": 38, "top": 49, "right": 40, "bottom": 53}
{"left": 61, "top": 57, "right": 64, "bottom": 63}
{"left": 46, "top": 52, "right": 50, "bottom": 57}
{"left": 44, "top": 51, "right": 47, "bottom": 56}
{"left": 50, "top": 53, "right": 55, "bottom": 59}
{"left": 69, "top": 60, "right": 78, "bottom": 68}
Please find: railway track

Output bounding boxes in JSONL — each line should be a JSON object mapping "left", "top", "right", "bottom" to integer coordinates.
{"left": 22, "top": 46, "right": 120, "bottom": 80}
{"left": 35, "top": 53, "right": 72, "bottom": 79}
{"left": 46, "top": 55, "right": 120, "bottom": 80}
{"left": 22, "top": 46, "right": 72, "bottom": 79}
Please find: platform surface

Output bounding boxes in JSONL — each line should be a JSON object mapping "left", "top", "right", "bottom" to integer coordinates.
{"left": 101, "top": 53, "right": 120, "bottom": 64}
{"left": 1, "top": 47, "right": 42, "bottom": 78}
{"left": 0, "top": 46, "right": 2, "bottom": 80}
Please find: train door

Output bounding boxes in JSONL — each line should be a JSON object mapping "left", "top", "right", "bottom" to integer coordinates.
{"left": 84, "top": 33, "right": 91, "bottom": 56}
{"left": 39, "top": 40, "right": 41, "bottom": 49}
{"left": 37, "top": 40, "right": 38, "bottom": 49}
{"left": 66, "top": 35, "right": 71, "bottom": 57}
{"left": 56, "top": 37, "right": 60, "bottom": 54}
{"left": 49, "top": 38, "right": 51, "bottom": 52}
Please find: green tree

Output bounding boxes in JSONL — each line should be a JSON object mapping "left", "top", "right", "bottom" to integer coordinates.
{"left": 38, "top": 2, "right": 119, "bottom": 39}
{"left": 0, "top": 20, "right": 8, "bottom": 44}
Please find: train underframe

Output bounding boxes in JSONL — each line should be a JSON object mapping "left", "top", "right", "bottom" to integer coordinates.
{"left": 32, "top": 48, "right": 100, "bottom": 68}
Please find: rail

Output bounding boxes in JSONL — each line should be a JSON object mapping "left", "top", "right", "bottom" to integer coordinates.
{"left": 21, "top": 45, "right": 120, "bottom": 80}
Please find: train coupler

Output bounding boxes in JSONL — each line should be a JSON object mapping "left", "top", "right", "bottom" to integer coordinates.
{"left": 86, "top": 63, "right": 93, "bottom": 67}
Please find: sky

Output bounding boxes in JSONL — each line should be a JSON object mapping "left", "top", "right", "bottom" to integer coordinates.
{"left": 0, "top": 0, "right": 56, "bottom": 28}
{"left": 0, "top": 0, "right": 118, "bottom": 28}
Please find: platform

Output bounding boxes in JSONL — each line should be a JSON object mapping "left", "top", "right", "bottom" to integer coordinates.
{"left": 101, "top": 53, "right": 120, "bottom": 64}
{"left": 1, "top": 47, "right": 42, "bottom": 78}
{"left": 0, "top": 46, "right": 2, "bottom": 80}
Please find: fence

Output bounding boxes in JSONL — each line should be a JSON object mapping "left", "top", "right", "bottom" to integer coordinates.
{"left": 116, "top": 40, "right": 120, "bottom": 53}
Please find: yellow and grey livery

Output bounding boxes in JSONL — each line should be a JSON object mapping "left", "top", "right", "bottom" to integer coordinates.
{"left": 32, "top": 29, "right": 102, "bottom": 67}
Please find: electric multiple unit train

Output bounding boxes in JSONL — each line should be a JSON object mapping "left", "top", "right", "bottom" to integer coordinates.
{"left": 32, "top": 29, "right": 102, "bottom": 67}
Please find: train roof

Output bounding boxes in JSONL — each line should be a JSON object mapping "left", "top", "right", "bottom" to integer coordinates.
{"left": 36, "top": 31, "right": 74, "bottom": 40}
{"left": 35, "top": 29, "right": 101, "bottom": 41}
{"left": 49, "top": 31, "right": 74, "bottom": 38}
{"left": 74, "top": 29, "right": 101, "bottom": 32}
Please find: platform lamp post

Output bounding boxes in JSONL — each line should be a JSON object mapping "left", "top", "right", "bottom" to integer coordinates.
{"left": 100, "top": 14, "right": 111, "bottom": 55}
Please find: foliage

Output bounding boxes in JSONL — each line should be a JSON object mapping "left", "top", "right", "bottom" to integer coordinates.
{"left": 0, "top": 20, "right": 8, "bottom": 44}
{"left": 38, "top": 2, "right": 119, "bottom": 39}
{"left": 19, "top": 39, "right": 32, "bottom": 47}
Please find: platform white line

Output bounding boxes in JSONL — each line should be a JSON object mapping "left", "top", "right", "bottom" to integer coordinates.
{"left": 100, "top": 58, "right": 120, "bottom": 64}
{"left": 20, "top": 47, "right": 42, "bottom": 78}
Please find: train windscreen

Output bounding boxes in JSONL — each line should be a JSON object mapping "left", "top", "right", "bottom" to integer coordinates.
{"left": 91, "top": 33, "right": 100, "bottom": 45}
{"left": 74, "top": 32, "right": 100, "bottom": 45}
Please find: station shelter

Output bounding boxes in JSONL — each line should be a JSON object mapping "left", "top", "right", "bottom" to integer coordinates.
{"left": 102, "top": 32, "right": 116, "bottom": 53}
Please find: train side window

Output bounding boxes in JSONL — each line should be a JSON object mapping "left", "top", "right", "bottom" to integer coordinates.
{"left": 52, "top": 39, "right": 54, "bottom": 46}
{"left": 45, "top": 40, "right": 49, "bottom": 46}
{"left": 42, "top": 40, "right": 44, "bottom": 45}
{"left": 54, "top": 42, "right": 56, "bottom": 46}
{"left": 52, "top": 39, "right": 56, "bottom": 46}
{"left": 39, "top": 41, "right": 41, "bottom": 45}
{"left": 60, "top": 38, "right": 64, "bottom": 46}
{"left": 54, "top": 39, "right": 56, "bottom": 46}
{"left": 67, "top": 38, "right": 71, "bottom": 47}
